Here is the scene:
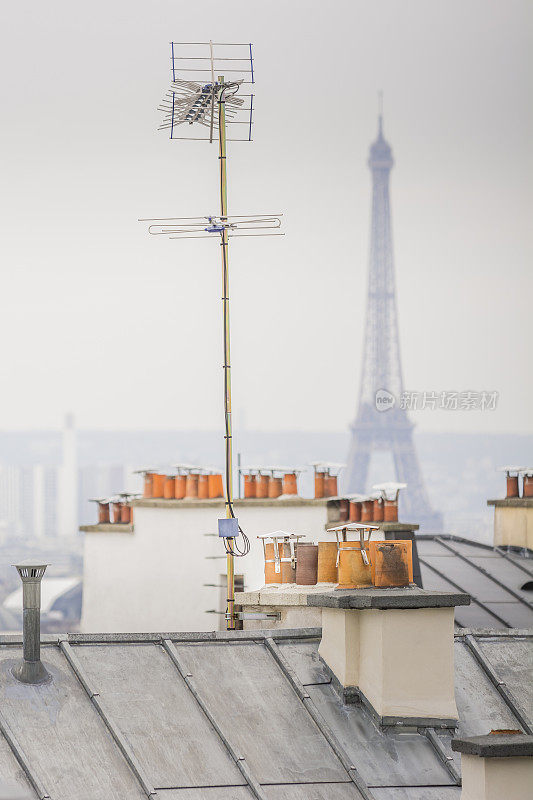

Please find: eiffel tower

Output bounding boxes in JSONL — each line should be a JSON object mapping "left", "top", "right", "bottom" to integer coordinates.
{"left": 344, "top": 112, "right": 442, "bottom": 531}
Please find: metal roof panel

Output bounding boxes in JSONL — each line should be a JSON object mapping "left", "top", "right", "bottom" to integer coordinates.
{"left": 477, "top": 636, "right": 533, "bottom": 714}
{"left": 0, "top": 645, "right": 145, "bottom": 800}
{"left": 0, "top": 736, "right": 34, "bottom": 796}
{"left": 262, "top": 784, "right": 363, "bottom": 799}
{"left": 482, "top": 602, "right": 533, "bottom": 630}
{"left": 421, "top": 557, "right": 514, "bottom": 603}
{"left": 72, "top": 642, "right": 246, "bottom": 789}
{"left": 276, "top": 639, "right": 331, "bottom": 686}
{"left": 467, "top": 557, "right": 533, "bottom": 599}
{"left": 156, "top": 788, "right": 252, "bottom": 799}
{"left": 173, "top": 641, "right": 348, "bottom": 784}
{"left": 305, "top": 683, "right": 453, "bottom": 787}
{"left": 453, "top": 640, "right": 523, "bottom": 736}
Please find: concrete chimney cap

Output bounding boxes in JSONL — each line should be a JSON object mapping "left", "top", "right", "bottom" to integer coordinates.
{"left": 12, "top": 560, "right": 50, "bottom": 580}
{"left": 89, "top": 497, "right": 110, "bottom": 504}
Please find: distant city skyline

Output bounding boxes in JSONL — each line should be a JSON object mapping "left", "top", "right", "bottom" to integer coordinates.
{"left": 0, "top": 423, "right": 531, "bottom": 545}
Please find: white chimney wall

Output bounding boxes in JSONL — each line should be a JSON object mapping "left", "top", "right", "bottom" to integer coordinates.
{"left": 461, "top": 755, "right": 532, "bottom": 800}
{"left": 452, "top": 735, "right": 533, "bottom": 800}
{"left": 312, "top": 588, "right": 469, "bottom": 724}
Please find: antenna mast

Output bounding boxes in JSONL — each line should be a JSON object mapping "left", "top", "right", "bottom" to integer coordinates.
{"left": 140, "top": 41, "right": 283, "bottom": 629}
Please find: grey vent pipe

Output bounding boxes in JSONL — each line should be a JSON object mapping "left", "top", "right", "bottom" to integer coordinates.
{"left": 11, "top": 560, "right": 50, "bottom": 684}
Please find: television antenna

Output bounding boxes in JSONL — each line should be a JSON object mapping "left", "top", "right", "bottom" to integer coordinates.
{"left": 140, "top": 41, "right": 283, "bottom": 629}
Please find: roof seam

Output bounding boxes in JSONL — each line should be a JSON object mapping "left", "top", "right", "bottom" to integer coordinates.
{"left": 161, "top": 638, "right": 266, "bottom": 800}
{"left": 462, "top": 634, "right": 533, "bottom": 735}
{"left": 419, "top": 557, "right": 513, "bottom": 628}
{"left": 454, "top": 629, "right": 533, "bottom": 638}
{"left": 418, "top": 534, "right": 494, "bottom": 552}
{"left": 263, "top": 636, "right": 374, "bottom": 800}
{"left": 0, "top": 709, "right": 50, "bottom": 800}
{"left": 153, "top": 783, "right": 250, "bottom": 790}
{"left": 254, "top": 780, "right": 353, "bottom": 786}
{"left": 495, "top": 547, "right": 533, "bottom": 578}
{"left": 59, "top": 641, "right": 157, "bottom": 797}
{"left": 53, "top": 629, "right": 322, "bottom": 645}
{"left": 435, "top": 537, "right": 533, "bottom": 612}
{"left": 421, "top": 727, "right": 461, "bottom": 786}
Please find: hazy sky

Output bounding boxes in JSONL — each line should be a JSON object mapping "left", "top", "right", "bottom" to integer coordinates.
{"left": 0, "top": 1, "right": 531, "bottom": 434}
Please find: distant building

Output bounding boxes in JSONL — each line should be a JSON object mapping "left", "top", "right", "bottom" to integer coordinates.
{"left": 42, "top": 465, "right": 59, "bottom": 538}
{"left": 58, "top": 413, "right": 77, "bottom": 539}
{"left": 0, "top": 415, "right": 128, "bottom": 543}
{"left": 0, "top": 466, "right": 21, "bottom": 539}
{"left": 0, "top": 464, "right": 60, "bottom": 541}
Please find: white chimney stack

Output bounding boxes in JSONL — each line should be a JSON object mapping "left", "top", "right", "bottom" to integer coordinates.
{"left": 452, "top": 733, "right": 533, "bottom": 800}
{"left": 308, "top": 586, "right": 470, "bottom": 725}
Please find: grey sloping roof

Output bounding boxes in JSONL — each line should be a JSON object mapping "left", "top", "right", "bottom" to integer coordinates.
{"left": 0, "top": 628, "right": 531, "bottom": 800}
{"left": 416, "top": 535, "right": 533, "bottom": 629}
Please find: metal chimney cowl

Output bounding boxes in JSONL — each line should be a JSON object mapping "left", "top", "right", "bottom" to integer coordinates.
{"left": 11, "top": 560, "right": 51, "bottom": 685}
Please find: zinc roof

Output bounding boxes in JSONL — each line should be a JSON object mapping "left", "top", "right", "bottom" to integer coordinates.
{"left": 416, "top": 535, "right": 533, "bottom": 629}
{"left": 0, "top": 626, "right": 531, "bottom": 800}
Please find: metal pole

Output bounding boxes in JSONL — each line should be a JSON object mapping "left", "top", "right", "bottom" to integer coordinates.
{"left": 218, "top": 75, "right": 235, "bottom": 630}
{"left": 22, "top": 579, "right": 41, "bottom": 665}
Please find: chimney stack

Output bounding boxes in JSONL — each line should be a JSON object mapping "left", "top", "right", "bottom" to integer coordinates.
{"left": 523, "top": 469, "right": 533, "bottom": 497}
{"left": 499, "top": 466, "right": 524, "bottom": 499}
{"left": 11, "top": 560, "right": 50, "bottom": 685}
{"left": 373, "top": 482, "right": 407, "bottom": 523}
{"left": 309, "top": 585, "right": 470, "bottom": 724}
{"left": 452, "top": 733, "right": 533, "bottom": 800}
